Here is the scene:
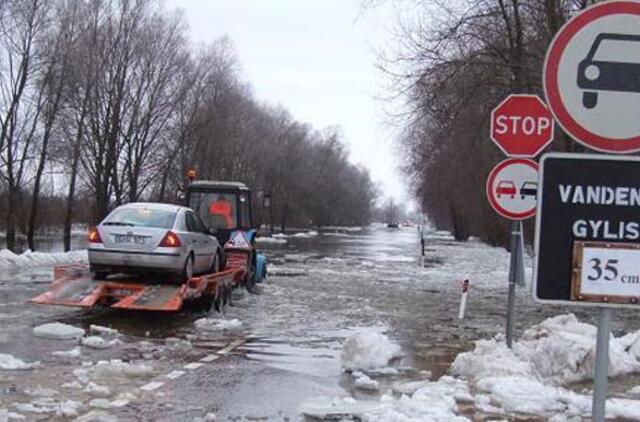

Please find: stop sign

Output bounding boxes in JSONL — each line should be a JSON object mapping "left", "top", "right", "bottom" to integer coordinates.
{"left": 490, "top": 94, "right": 554, "bottom": 157}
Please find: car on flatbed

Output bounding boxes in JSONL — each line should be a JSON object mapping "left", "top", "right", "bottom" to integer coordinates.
{"left": 88, "top": 202, "right": 223, "bottom": 282}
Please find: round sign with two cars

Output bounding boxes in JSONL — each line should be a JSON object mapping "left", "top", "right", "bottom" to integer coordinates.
{"left": 544, "top": 0, "right": 640, "bottom": 153}
{"left": 486, "top": 158, "right": 539, "bottom": 220}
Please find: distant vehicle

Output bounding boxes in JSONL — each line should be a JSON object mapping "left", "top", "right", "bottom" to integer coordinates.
{"left": 387, "top": 222, "right": 399, "bottom": 228}
{"left": 496, "top": 180, "right": 517, "bottom": 198}
{"left": 88, "top": 202, "right": 223, "bottom": 282}
{"left": 520, "top": 181, "right": 538, "bottom": 199}
{"left": 577, "top": 33, "right": 640, "bottom": 109}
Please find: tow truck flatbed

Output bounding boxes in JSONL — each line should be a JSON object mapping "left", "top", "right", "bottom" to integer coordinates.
{"left": 29, "top": 248, "right": 252, "bottom": 313}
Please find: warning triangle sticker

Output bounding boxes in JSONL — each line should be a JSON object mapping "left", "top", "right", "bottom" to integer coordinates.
{"left": 225, "top": 231, "right": 251, "bottom": 249}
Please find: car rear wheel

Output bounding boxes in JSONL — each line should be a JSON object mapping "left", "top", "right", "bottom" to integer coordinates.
{"left": 583, "top": 91, "right": 598, "bottom": 109}
{"left": 181, "top": 254, "right": 194, "bottom": 283}
{"left": 210, "top": 252, "right": 220, "bottom": 274}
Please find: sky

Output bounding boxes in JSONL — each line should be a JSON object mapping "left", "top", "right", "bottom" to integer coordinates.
{"left": 163, "top": 0, "right": 408, "bottom": 204}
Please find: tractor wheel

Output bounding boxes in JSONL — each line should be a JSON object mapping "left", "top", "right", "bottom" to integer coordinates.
{"left": 245, "top": 265, "right": 257, "bottom": 294}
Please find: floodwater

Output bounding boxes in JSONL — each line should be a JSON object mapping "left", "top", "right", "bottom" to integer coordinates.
{"left": 1, "top": 225, "right": 640, "bottom": 420}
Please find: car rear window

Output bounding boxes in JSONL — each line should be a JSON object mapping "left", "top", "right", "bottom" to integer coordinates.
{"left": 104, "top": 208, "right": 176, "bottom": 229}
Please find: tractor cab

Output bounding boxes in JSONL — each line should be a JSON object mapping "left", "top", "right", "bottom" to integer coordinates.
{"left": 186, "top": 180, "right": 254, "bottom": 245}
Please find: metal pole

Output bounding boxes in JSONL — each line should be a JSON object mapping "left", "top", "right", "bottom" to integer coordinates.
{"left": 592, "top": 307, "right": 612, "bottom": 422}
{"left": 506, "top": 220, "right": 520, "bottom": 348}
{"left": 516, "top": 221, "right": 526, "bottom": 287}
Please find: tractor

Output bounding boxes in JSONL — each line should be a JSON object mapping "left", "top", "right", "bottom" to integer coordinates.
{"left": 185, "top": 176, "right": 267, "bottom": 292}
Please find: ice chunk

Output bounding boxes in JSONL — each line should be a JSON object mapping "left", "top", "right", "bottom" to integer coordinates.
{"left": 352, "top": 371, "right": 379, "bottom": 391}
{"left": 255, "top": 236, "right": 287, "bottom": 245}
{"left": 81, "top": 336, "right": 120, "bottom": 349}
{"left": 89, "top": 325, "right": 119, "bottom": 336}
{"left": 164, "top": 337, "right": 192, "bottom": 350}
{"left": 0, "top": 249, "right": 87, "bottom": 271}
{"left": 89, "top": 399, "right": 111, "bottom": 410}
{"left": 0, "top": 353, "right": 39, "bottom": 370}
{"left": 52, "top": 347, "right": 82, "bottom": 358}
{"left": 84, "top": 382, "right": 111, "bottom": 397}
{"left": 340, "top": 329, "right": 402, "bottom": 371}
{"left": 33, "top": 322, "right": 85, "bottom": 340}
{"left": 194, "top": 318, "right": 243, "bottom": 331}
{"left": 75, "top": 410, "right": 118, "bottom": 422}
{"left": 92, "top": 359, "right": 154, "bottom": 380}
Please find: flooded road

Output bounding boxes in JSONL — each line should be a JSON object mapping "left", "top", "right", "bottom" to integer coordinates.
{"left": 1, "top": 225, "right": 640, "bottom": 420}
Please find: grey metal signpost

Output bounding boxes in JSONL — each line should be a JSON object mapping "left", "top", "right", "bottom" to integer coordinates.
{"left": 505, "top": 221, "right": 522, "bottom": 347}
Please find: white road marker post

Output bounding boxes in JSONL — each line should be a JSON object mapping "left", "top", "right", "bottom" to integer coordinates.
{"left": 458, "top": 279, "right": 469, "bottom": 319}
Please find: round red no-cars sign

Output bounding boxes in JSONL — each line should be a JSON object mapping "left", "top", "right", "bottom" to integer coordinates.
{"left": 486, "top": 158, "right": 539, "bottom": 220}
{"left": 544, "top": 1, "right": 640, "bottom": 153}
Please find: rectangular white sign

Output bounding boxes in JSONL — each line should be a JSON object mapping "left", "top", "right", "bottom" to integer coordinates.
{"left": 579, "top": 246, "right": 640, "bottom": 298}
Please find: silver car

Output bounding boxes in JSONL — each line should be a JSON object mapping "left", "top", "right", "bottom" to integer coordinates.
{"left": 88, "top": 202, "right": 222, "bottom": 282}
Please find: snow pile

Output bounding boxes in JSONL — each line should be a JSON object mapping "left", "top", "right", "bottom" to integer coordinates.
{"left": 452, "top": 314, "right": 640, "bottom": 385}
{"left": 255, "top": 236, "right": 287, "bottom": 245}
{"left": 449, "top": 314, "right": 640, "bottom": 419}
{"left": 341, "top": 329, "right": 402, "bottom": 371}
{"left": 194, "top": 318, "right": 243, "bottom": 331}
{"left": 81, "top": 336, "right": 121, "bottom": 350}
{"left": 33, "top": 322, "right": 85, "bottom": 340}
{"left": 0, "top": 249, "right": 87, "bottom": 270}
{"left": 301, "top": 376, "right": 472, "bottom": 421}
{"left": 0, "top": 353, "right": 39, "bottom": 370}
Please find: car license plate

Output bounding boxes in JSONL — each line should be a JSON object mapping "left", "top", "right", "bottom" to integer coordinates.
{"left": 114, "top": 234, "right": 146, "bottom": 245}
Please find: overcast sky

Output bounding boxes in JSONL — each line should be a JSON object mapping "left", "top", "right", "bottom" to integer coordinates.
{"left": 164, "top": 0, "right": 408, "bottom": 203}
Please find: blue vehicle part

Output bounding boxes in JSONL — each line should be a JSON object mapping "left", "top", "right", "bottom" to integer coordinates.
{"left": 254, "top": 252, "right": 267, "bottom": 283}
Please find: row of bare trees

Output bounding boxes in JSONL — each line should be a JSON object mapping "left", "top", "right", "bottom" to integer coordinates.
{"left": 380, "top": 0, "right": 599, "bottom": 245}
{"left": 0, "top": 0, "right": 378, "bottom": 251}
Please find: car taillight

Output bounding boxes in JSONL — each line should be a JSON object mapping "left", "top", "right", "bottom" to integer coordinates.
{"left": 88, "top": 227, "right": 102, "bottom": 243}
{"left": 160, "top": 231, "right": 181, "bottom": 247}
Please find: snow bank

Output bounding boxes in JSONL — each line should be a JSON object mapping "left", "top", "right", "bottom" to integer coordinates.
{"left": 341, "top": 330, "right": 402, "bottom": 371}
{"left": 0, "top": 249, "right": 87, "bottom": 270}
{"left": 271, "top": 231, "right": 318, "bottom": 239}
{"left": 33, "top": 322, "right": 85, "bottom": 340}
{"left": 0, "top": 353, "right": 39, "bottom": 370}
{"left": 267, "top": 265, "right": 307, "bottom": 277}
{"left": 194, "top": 318, "right": 243, "bottom": 331}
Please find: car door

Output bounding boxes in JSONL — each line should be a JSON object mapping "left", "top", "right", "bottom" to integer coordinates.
{"left": 193, "top": 213, "right": 216, "bottom": 271}
{"left": 185, "top": 211, "right": 213, "bottom": 273}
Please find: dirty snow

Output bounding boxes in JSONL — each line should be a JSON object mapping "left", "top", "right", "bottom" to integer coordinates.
{"left": 33, "top": 322, "right": 85, "bottom": 340}
{"left": 89, "top": 325, "right": 119, "bottom": 336}
{"left": 0, "top": 249, "right": 86, "bottom": 270}
{"left": 91, "top": 360, "right": 154, "bottom": 380}
{"left": 341, "top": 329, "right": 402, "bottom": 371}
{"left": 0, "top": 353, "right": 39, "bottom": 370}
{"left": 194, "top": 318, "right": 243, "bottom": 331}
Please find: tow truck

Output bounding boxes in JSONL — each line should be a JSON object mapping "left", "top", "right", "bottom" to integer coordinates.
{"left": 29, "top": 175, "right": 267, "bottom": 313}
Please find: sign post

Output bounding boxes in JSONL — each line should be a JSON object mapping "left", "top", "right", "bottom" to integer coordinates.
{"left": 540, "top": 2, "right": 640, "bottom": 418}
{"left": 486, "top": 158, "right": 539, "bottom": 347}
{"left": 488, "top": 93, "right": 552, "bottom": 348}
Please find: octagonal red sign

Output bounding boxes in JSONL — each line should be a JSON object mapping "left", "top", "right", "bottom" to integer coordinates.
{"left": 490, "top": 94, "right": 554, "bottom": 157}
